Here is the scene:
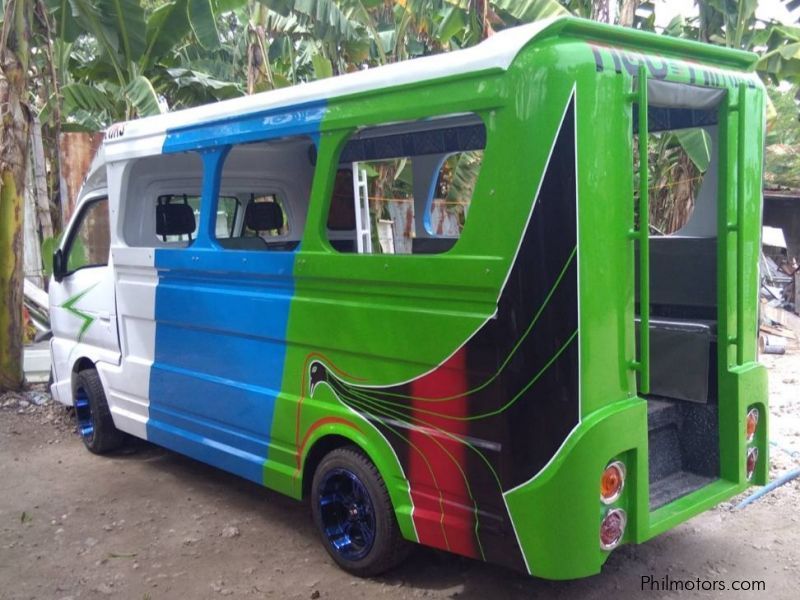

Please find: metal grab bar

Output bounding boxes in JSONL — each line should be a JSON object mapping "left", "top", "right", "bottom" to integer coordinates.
{"left": 630, "top": 65, "right": 651, "bottom": 394}
{"left": 736, "top": 83, "right": 747, "bottom": 365}
{"left": 726, "top": 83, "right": 747, "bottom": 365}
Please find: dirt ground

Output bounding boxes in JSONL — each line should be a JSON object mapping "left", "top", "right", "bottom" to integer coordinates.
{"left": 1, "top": 351, "right": 798, "bottom": 600}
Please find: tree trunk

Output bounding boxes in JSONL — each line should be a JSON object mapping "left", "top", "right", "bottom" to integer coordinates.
{"left": 0, "top": 0, "right": 31, "bottom": 391}
{"left": 23, "top": 152, "right": 44, "bottom": 290}
{"left": 31, "top": 117, "right": 53, "bottom": 242}
{"left": 619, "top": 0, "right": 639, "bottom": 27}
{"left": 246, "top": 2, "right": 273, "bottom": 94}
{"left": 592, "top": 0, "right": 611, "bottom": 24}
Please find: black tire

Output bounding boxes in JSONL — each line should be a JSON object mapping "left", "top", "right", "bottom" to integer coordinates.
{"left": 311, "top": 446, "right": 410, "bottom": 577}
{"left": 74, "top": 369, "right": 125, "bottom": 454}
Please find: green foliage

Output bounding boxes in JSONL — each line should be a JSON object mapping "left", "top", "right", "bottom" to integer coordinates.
{"left": 32, "top": 0, "right": 800, "bottom": 197}
{"left": 765, "top": 84, "right": 800, "bottom": 187}
{"left": 673, "top": 128, "right": 712, "bottom": 172}
{"left": 188, "top": 0, "right": 221, "bottom": 49}
{"left": 492, "top": 0, "right": 569, "bottom": 24}
{"left": 144, "top": 0, "right": 192, "bottom": 68}
{"left": 41, "top": 235, "right": 62, "bottom": 279}
{"left": 665, "top": 1, "right": 800, "bottom": 86}
{"left": 42, "top": 0, "right": 244, "bottom": 128}
{"left": 756, "top": 24, "right": 800, "bottom": 85}
{"left": 124, "top": 75, "right": 163, "bottom": 117}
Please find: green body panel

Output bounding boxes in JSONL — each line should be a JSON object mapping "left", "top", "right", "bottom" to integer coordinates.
{"left": 252, "top": 18, "right": 767, "bottom": 579}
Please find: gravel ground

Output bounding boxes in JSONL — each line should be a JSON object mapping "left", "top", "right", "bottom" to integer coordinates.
{"left": 1, "top": 350, "right": 798, "bottom": 600}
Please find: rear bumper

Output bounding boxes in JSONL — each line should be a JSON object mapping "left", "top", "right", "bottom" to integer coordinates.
{"left": 503, "top": 363, "right": 768, "bottom": 580}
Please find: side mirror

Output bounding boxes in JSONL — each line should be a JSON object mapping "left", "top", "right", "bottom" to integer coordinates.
{"left": 53, "top": 248, "right": 66, "bottom": 282}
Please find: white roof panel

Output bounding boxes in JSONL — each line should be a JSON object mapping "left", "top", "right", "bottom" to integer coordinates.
{"left": 103, "top": 19, "right": 558, "bottom": 162}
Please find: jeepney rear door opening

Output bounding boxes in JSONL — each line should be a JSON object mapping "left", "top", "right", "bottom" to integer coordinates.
{"left": 632, "top": 79, "right": 725, "bottom": 510}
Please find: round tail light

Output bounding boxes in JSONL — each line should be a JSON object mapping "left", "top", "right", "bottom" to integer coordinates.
{"left": 600, "top": 508, "right": 627, "bottom": 550}
{"left": 746, "top": 408, "right": 759, "bottom": 443}
{"left": 600, "top": 461, "right": 626, "bottom": 504}
{"left": 746, "top": 447, "right": 759, "bottom": 480}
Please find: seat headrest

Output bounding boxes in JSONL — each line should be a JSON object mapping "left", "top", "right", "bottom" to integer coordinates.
{"left": 245, "top": 201, "right": 283, "bottom": 232}
{"left": 156, "top": 203, "right": 196, "bottom": 236}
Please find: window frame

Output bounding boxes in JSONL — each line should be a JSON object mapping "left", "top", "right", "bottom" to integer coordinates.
{"left": 61, "top": 195, "right": 111, "bottom": 277}
{"left": 207, "top": 141, "right": 311, "bottom": 252}
{"left": 324, "top": 113, "right": 488, "bottom": 256}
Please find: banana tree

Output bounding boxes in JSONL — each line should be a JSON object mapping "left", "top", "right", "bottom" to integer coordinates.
{"left": 0, "top": 0, "right": 32, "bottom": 390}
{"left": 663, "top": 1, "right": 800, "bottom": 85}
{"left": 45, "top": 0, "right": 246, "bottom": 130}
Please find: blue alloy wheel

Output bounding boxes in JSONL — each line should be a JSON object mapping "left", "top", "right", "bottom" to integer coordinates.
{"left": 318, "top": 467, "right": 376, "bottom": 561}
{"left": 74, "top": 389, "right": 94, "bottom": 441}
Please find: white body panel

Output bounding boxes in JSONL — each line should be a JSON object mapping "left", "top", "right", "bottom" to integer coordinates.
{"left": 49, "top": 190, "right": 120, "bottom": 406}
{"left": 98, "top": 247, "right": 157, "bottom": 439}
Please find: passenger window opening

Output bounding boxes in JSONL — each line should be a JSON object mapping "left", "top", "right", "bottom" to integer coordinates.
{"left": 326, "top": 115, "right": 486, "bottom": 255}
{"left": 214, "top": 136, "right": 315, "bottom": 252}
{"left": 122, "top": 151, "right": 205, "bottom": 248}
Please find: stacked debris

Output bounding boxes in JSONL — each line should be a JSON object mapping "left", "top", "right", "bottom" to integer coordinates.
{"left": 761, "top": 225, "right": 799, "bottom": 315}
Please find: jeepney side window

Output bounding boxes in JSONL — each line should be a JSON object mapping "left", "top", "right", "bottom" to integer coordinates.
{"left": 122, "top": 151, "right": 205, "bottom": 248}
{"left": 325, "top": 115, "right": 486, "bottom": 255}
{"left": 213, "top": 136, "right": 315, "bottom": 252}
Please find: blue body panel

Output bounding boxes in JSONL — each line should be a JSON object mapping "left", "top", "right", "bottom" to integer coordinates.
{"left": 148, "top": 251, "right": 297, "bottom": 483}
{"left": 162, "top": 100, "right": 326, "bottom": 153}
{"left": 147, "top": 101, "right": 325, "bottom": 484}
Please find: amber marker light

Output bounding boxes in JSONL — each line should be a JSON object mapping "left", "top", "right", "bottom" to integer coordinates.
{"left": 746, "top": 447, "right": 759, "bottom": 480}
{"left": 746, "top": 408, "right": 759, "bottom": 444}
{"left": 600, "top": 461, "right": 626, "bottom": 505}
{"left": 600, "top": 508, "right": 627, "bottom": 551}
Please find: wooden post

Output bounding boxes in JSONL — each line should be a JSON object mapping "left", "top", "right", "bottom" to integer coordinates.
{"left": 58, "top": 131, "right": 104, "bottom": 225}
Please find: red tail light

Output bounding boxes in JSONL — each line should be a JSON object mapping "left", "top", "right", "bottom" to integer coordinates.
{"left": 600, "top": 508, "right": 627, "bottom": 550}
{"left": 746, "top": 447, "right": 759, "bottom": 480}
{"left": 746, "top": 408, "right": 759, "bottom": 443}
{"left": 600, "top": 461, "right": 626, "bottom": 504}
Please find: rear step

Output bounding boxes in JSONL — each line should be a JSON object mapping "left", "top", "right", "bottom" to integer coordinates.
{"left": 647, "top": 399, "right": 717, "bottom": 510}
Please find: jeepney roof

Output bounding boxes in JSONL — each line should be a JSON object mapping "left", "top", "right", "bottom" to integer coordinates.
{"left": 101, "top": 16, "right": 758, "bottom": 163}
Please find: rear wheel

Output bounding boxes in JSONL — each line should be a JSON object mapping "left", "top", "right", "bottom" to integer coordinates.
{"left": 74, "top": 369, "right": 125, "bottom": 454}
{"left": 311, "top": 447, "right": 409, "bottom": 576}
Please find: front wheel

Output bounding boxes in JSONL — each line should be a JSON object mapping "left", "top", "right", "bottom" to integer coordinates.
{"left": 74, "top": 369, "right": 125, "bottom": 454}
{"left": 311, "top": 447, "right": 410, "bottom": 576}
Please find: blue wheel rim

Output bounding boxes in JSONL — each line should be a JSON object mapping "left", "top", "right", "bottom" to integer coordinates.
{"left": 74, "top": 389, "right": 94, "bottom": 441}
{"left": 318, "top": 468, "right": 376, "bottom": 561}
